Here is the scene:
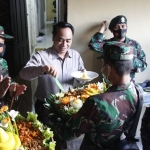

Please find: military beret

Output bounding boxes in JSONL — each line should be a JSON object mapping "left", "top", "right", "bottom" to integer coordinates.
{"left": 97, "top": 41, "right": 134, "bottom": 60}
{"left": 0, "top": 26, "right": 13, "bottom": 39}
{"left": 109, "top": 15, "right": 127, "bottom": 30}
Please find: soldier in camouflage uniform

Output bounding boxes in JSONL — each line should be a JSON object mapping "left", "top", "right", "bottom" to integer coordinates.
{"left": 141, "top": 107, "right": 150, "bottom": 150}
{"left": 52, "top": 41, "right": 138, "bottom": 150}
{"left": 0, "top": 26, "right": 27, "bottom": 108}
{"left": 88, "top": 15, "right": 147, "bottom": 80}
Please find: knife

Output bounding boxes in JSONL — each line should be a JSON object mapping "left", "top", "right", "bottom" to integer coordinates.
{"left": 44, "top": 72, "right": 64, "bottom": 91}
{"left": 54, "top": 77, "right": 64, "bottom": 91}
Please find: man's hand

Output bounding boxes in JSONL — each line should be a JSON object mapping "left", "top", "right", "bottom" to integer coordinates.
{"left": 0, "top": 75, "right": 11, "bottom": 98}
{"left": 42, "top": 65, "right": 58, "bottom": 77}
{"left": 99, "top": 21, "right": 107, "bottom": 33}
{"left": 9, "top": 83, "right": 27, "bottom": 98}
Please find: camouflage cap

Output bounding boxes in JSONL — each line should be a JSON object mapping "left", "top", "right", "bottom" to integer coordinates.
{"left": 0, "top": 26, "right": 13, "bottom": 39}
{"left": 109, "top": 15, "right": 127, "bottom": 30}
{"left": 97, "top": 41, "right": 134, "bottom": 60}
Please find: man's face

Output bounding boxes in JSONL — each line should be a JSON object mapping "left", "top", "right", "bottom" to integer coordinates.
{"left": 0, "top": 37, "right": 5, "bottom": 53}
{"left": 53, "top": 27, "right": 73, "bottom": 55}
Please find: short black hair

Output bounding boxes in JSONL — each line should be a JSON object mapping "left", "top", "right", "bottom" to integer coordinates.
{"left": 52, "top": 21, "right": 74, "bottom": 36}
{"left": 104, "top": 59, "right": 133, "bottom": 76}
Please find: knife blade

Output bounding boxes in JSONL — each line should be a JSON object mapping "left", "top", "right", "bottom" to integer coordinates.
{"left": 54, "top": 77, "right": 64, "bottom": 91}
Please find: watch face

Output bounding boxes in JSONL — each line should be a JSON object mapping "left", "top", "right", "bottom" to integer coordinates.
{"left": 0, "top": 64, "right": 9, "bottom": 79}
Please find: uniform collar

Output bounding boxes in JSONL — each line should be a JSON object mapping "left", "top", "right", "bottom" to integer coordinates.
{"left": 124, "top": 37, "right": 130, "bottom": 44}
{"left": 111, "top": 36, "right": 128, "bottom": 43}
{"left": 107, "top": 82, "right": 132, "bottom": 91}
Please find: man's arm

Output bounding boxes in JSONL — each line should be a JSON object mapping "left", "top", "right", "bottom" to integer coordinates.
{"left": 88, "top": 21, "right": 107, "bottom": 52}
{"left": 78, "top": 55, "right": 85, "bottom": 71}
{"left": 19, "top": 53, "right": 44, "bottom": 80}
{"left": 132, "top": 41, "right": 147, "bottom": 73}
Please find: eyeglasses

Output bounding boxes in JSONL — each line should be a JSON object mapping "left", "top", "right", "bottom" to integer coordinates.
{"left": 113, "top": 24, "right": 127, "bottom": 30}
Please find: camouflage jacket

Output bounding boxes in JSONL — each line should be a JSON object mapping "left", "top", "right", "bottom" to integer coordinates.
{"left": 52, "top": 82, "right": 138, "bottom": 150}
{"left": 0, "top": 58, "right": 14, "bottom": 83}
{"left": 0, "top": 58, "right": 9, "bottom": 78}
{"left": 88, "top": 32, "right": 147, "bottom": 79}
{"left": 141, "top": 107, "right": 150, "bottom": 150}
{"left": 0, "top": 58, "right": 14, "bottom": 107}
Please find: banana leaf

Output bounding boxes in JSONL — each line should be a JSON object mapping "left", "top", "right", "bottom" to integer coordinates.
{"left": 44, "top": 94, "right": 73, "bottom": 121}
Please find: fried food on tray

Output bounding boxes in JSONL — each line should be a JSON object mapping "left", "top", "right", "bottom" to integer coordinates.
{"left": 16, "top": 120, "right": 48, "bottom": 150}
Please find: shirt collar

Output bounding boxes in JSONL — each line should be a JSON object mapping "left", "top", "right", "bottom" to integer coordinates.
{"left": 51, "top": 47, "right": 72, "bottom": 60}
{"left": 67, "top": 49, "right": 72, "bottom": 58}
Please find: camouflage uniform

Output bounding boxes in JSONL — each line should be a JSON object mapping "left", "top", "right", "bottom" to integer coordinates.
{"left": 52, "top": 82, "right": 138, "bottom": 150}
{"left": 141, "top": 107, "right": 150, "bottom": 150}
{"left": 0, "top": 58, "right": 14, "bottom": 108}
{"left": 88, "top": 32, "right": 147, "bottom": 79}
{"left": 52, "top": 42, "right": 138, "bottom": 150}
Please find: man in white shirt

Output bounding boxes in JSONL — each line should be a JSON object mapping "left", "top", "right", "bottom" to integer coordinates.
{"left": 19, "top": 22, "right": 85, "bottom": 126}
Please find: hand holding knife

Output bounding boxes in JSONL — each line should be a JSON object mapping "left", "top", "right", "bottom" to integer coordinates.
{"left": 42, "top": 65, "right": 64, "bottom": 91}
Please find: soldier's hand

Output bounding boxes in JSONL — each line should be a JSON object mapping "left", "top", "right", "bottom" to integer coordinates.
{"left": 99, "top": 21, "right": 107, "bottom": 33}
{"left": 9, "top": 83, "right": 27, "bottom": 97}
{"left": 42, "top": 65, "right": 58, "bottom": 77}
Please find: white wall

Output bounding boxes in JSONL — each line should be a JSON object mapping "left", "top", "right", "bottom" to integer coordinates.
{"left": 68, "top": 0, "right": 150, "bottom": 83}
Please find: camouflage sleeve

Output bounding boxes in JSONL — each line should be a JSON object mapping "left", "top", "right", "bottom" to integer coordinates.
{"left": 88, "top": 32, "right": 105, "bottom": 52}
{"left": 52, "top": 98, "right": 99, "bottom": 140}
{"left": 0, "top": 59, "right": 14, "bottom": 84}
{"left": 132, "top": 41, "right": 147, "bottom": 73}
{"left": 141, "top": 107, "right": 150, "bottom": 150}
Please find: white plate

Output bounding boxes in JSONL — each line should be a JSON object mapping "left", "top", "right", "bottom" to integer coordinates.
{"left": 71, "top": 71, "right": 99, "bottom": 82}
